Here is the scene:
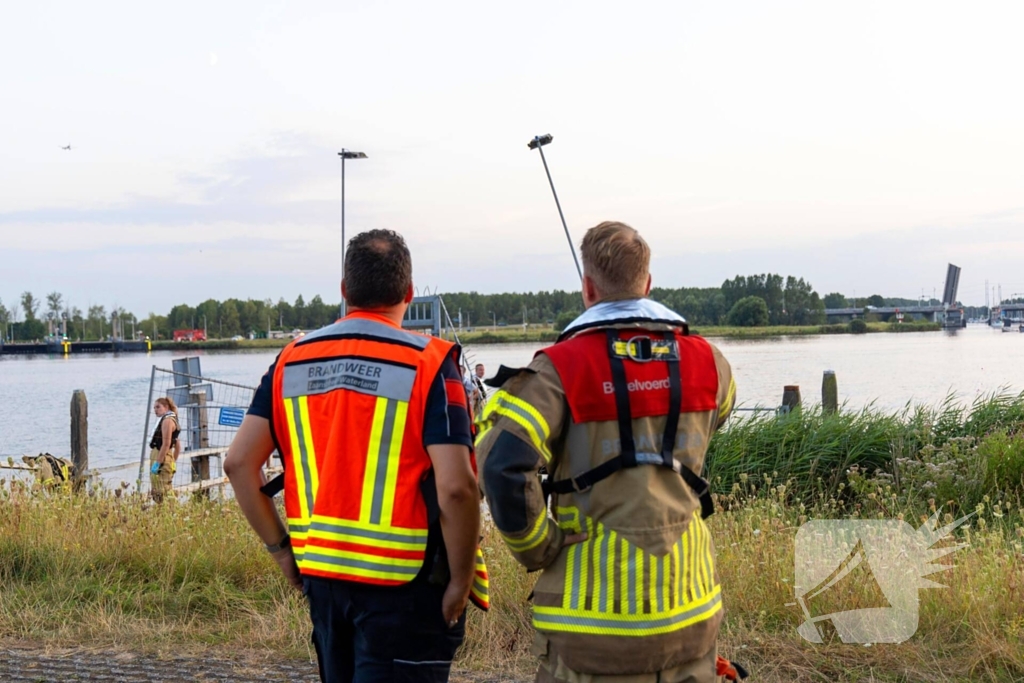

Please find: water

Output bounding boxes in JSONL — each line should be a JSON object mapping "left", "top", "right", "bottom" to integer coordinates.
{"left": 2, "top": 326, "right": 1023, "bottom": 470}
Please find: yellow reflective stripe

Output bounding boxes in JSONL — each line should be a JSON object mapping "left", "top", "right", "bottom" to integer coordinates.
{"left": 485, "top": 390, "right": 552, "bottom": 462}
{"left": 307, "top": 532, "right": 424, "bottom": 552}
{"left": 311, "top": 514, "right": 429, "bottom": 536}
{"left": 563, "top": 526, "right": 576, "bottom": 609}
{"left": 693, "top": 518, "right": 706, "bottom": 600}
{"left": 298, "top": 559, "right": 418, "bottom": 582}
{"left": 718, "top": 377, "right": 736, "bottom": 419}
{"left": 306, "top": 514, "right": 428, "bottom": 551}
{"left": 533, "top": 586, "right": 722, "bottom": 636}
{"left": 670, "top": 540, "right": 680, "bottom": 609}
{"left": 360, "top": 397, "right": 389, "bottom": 523}
{"left": 297, "top": 396, "right": 320, "bottom": 505}
{"left": 580, "top": 518, "right": 592, "bottom": 610}
{"left": 660, "top": 553, "right": 669, "bottom": 611}
{"left": 605, "top": 529, "right": 616, "bottom": 613}
{"left": 618, "top": 536, "right": 629, "bottom": 614}
{"left": 379, "top": 400, "right": 408, "bottom": 526}
{"left": 503, "top": 510, "right": 550, "bottom": 552}
{"left": 630, "top": 548, "right": 638, "bottom": 618}
{"left": 697, "top": 517, "right": 710, "bottom": 595}
{"left": 284, "top": 399, "right": 311, "bottom": 525}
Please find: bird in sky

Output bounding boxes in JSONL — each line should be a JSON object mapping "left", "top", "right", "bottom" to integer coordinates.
{"left": 61, "top": 144, "right": 71, "bottom": 150}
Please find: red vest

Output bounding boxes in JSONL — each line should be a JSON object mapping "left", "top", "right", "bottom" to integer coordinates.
{"left": 271, "top": 312, "right": 453, "bottom": 586}
{"left": 542, "top": 328, "right": 719, "bottom": 425}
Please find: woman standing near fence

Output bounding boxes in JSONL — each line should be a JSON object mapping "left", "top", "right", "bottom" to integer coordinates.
{"left": 149, "top": 397, "right": 181, "bottom": 503}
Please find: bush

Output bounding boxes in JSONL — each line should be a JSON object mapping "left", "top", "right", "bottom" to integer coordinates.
{"left": 553, "top": 311, "right": 579, "bottom": 332}
{"left": 849, "top": 318, "right": 868, "bottom": 334}
{"left": 726, "top": 296, "right": 769, "bottom": 327}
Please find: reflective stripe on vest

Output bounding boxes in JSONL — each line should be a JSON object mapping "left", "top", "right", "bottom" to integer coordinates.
{"left": 273, "top": 314, "right": 446, "bottom": 586}
{"left": 532, "top": 506, "right": 720, "bottom": 636}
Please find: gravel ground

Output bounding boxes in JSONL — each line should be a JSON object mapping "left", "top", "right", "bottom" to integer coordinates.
{"left": 0, "top": 642, "right": 523, "bottom": 682}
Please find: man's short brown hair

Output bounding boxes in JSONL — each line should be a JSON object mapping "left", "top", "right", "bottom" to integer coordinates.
{"left": 344, "top": 229, "right": 412, "bottom": 308}
{"left": 579, "top": 221, "right": 650, "bottom": 298}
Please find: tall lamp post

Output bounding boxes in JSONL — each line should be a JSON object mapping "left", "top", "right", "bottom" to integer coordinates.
{"left": 339, "top": 149, "right": 368, "bottom": 317}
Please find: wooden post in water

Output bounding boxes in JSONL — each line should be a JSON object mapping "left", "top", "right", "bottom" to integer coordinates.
{"left": 70, "top": 390, "right": 88, "bottom": 491}
{"left": 781, "top": 385, "right": 802, "bottom": 414}
{"left": 822, "top": 370, "right": 839, "bottom": 415}
{"left": 190, "top": 391, "right": 211, "bottom": 497}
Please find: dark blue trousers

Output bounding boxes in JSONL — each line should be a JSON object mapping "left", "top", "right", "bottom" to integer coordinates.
{"left": 304, "top": 576, "right": 466, "bottom": 683}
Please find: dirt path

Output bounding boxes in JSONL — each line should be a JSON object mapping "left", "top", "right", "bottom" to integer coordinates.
{"left": 0, "top": 642, "right": 521, "bottom": 682}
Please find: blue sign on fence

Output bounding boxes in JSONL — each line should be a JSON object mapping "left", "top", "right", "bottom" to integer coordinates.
{"left": 218, "top": 407, "right": 246, "bottom": 427}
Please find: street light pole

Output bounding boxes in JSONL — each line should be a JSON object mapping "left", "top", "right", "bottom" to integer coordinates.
{"left": 338, "top": 149, "right": 368, "bottom": 318}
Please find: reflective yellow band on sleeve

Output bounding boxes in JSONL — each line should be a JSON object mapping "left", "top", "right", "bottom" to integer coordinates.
{"left": 502, "top": 510, "right": 551, "bottom": 552}
{"left": 484, "top": 390, "right": 552, "bottom": 462}
{"left": 718, "top": 377, "right": 736, "bottom": 419}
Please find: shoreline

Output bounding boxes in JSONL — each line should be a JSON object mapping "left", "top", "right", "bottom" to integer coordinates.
{"left": 149, "top": 321, "right": 942, "bottom": 350}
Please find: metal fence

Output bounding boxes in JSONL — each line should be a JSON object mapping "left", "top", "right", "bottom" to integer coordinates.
{"left": 137, "top": 358, "right": 276, "bottom": 496}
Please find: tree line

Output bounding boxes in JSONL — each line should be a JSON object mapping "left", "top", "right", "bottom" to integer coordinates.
{"left": 2, "top": 278, "right": 1002, "bottom": 342}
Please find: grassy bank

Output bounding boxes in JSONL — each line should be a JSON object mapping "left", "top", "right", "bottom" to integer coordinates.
{"left": 3, "top": 395, "right": 1020, "bottom": 680}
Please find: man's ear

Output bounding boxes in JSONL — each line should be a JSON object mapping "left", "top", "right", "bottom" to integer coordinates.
{"left": 404, "top": 283, "right": 414, "bottom": 304}
{"left": 644, "top": 274, "right": 652, "bottom": 296}
{"left": 582, "top": 274, "right": 600, "bottom": 308}
{"left": 341, "top": 279, "right": 347, "bottom": 300}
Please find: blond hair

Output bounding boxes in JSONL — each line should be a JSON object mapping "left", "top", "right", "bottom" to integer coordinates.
{"left": 155, "top": 397, "right": 178, "bottom": 414}
{"left": 579, "top": 221, "right": 650, "bottom": 299}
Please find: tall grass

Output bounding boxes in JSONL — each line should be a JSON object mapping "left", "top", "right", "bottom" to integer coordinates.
{"left": 2, "top": 394, "right": 1023, "bottom": 680}
{"left": 708, "top": 392, "right": 1024, "bottom": 506}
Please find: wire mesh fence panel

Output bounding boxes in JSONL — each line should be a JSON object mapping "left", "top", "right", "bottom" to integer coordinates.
{"left": 138, "top": 365, "right": 277, "bottom": 498}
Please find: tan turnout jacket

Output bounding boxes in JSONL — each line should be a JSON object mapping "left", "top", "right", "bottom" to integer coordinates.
{"left": 476, "top": 299, "right": 735, "bottom": 676}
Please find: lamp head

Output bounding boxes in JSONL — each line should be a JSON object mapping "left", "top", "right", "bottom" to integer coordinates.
{"left": 527, "top": 134, "right": 553, "bottom": 150}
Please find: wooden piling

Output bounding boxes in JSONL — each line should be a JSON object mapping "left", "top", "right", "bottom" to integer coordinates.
{"left": 190, "top": 391, "right": 211, "bottom": 497}
{"left": 70, "top": 390, "right": 88, "bottom": 491}
{"left": 822, "top": 370, "right": 839, "bottom": 414}
{"left": 781, "top": 385, "right": 802, "bottom": 414}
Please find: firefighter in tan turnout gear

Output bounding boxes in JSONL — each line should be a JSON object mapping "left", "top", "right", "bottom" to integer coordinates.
{"left": 476, "top": 222, "right": 743, "bottom": 683}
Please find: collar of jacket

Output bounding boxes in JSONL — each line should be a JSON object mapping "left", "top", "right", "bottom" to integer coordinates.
{"left": 558, "top": 298, "right": 688, "bottom": 342}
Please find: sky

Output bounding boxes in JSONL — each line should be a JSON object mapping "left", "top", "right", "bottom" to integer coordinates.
{"left": 2, "top": 0, "right": 1023, "bottom": 318}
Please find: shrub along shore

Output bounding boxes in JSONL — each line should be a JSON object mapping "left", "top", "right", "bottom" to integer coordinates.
{"left": 2, "top": 393, "right": 1021, "bottom": 681}
{"left": 152, "top": 320, "right": 941, "bottom": 350}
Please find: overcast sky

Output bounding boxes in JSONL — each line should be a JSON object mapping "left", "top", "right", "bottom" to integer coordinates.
{"left": 2, "top": 1, "right": 1023, "bottom": 317}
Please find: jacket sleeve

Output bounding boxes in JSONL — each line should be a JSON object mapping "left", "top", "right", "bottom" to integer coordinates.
{"left": 475, "top": 353, "right": 567, "bottom": 572}
{"left": 708, "top": 342, "right": 736, "bottom": 430}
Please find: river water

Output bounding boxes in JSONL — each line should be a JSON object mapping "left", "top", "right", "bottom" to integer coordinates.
{"left": 2, "top": 325, "right": 1022, "bottom": 471}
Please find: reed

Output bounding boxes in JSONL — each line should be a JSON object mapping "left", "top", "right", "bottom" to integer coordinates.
{"left": 708, "top": 392, "right": 1024, "bottom": 507}
{"left": 2, "top": 394, "right": 1023, "bottom": 680}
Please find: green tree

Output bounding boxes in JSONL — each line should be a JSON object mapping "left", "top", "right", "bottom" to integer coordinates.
{"left": 866, "top": 294, "right": 885, "bottom": 307}
{"left": 727, "top": 296, "right": 769, "bottom": 327}
{"left": 21, "top": 291, "right": 40, "bottom": 321}
{"left": 823, "top": 292, "right": 847, "bottom": 309}
{"left": 87, "top": 305, "right": 107, "bottom": 340}
{"left": 0, "top": 298, "right": 9, "bottom": 331}
{"left": 553, "top": 310, "right": 580, "bottom": 332}
{"left": 220, "top": 300, "right": 241, "bottom": 337}
{"left": 45, "top": 292, "right": 64, "bottom": 323}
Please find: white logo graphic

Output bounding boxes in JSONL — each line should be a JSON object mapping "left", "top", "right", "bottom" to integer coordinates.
{"left": 793, "top": 511, "right": 971, "bottom": 643}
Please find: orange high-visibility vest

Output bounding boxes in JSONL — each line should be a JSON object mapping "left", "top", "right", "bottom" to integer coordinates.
{"left": 271, "top": 312, "right": 486, "bottom": 596}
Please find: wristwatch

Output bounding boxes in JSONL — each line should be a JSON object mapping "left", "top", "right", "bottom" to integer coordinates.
{"left": 265, "top": 533, "right": 291, "bottom": 554}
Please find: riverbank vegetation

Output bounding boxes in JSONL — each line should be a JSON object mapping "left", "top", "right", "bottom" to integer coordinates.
{"left": 151, "top": 320, "right": 941, "bottom": 351}
{"left": 2, "top": 394, "right": 1022, "bottom": 680}
{"left": 5, "top": 273, "right": 969, "bottom": 343}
